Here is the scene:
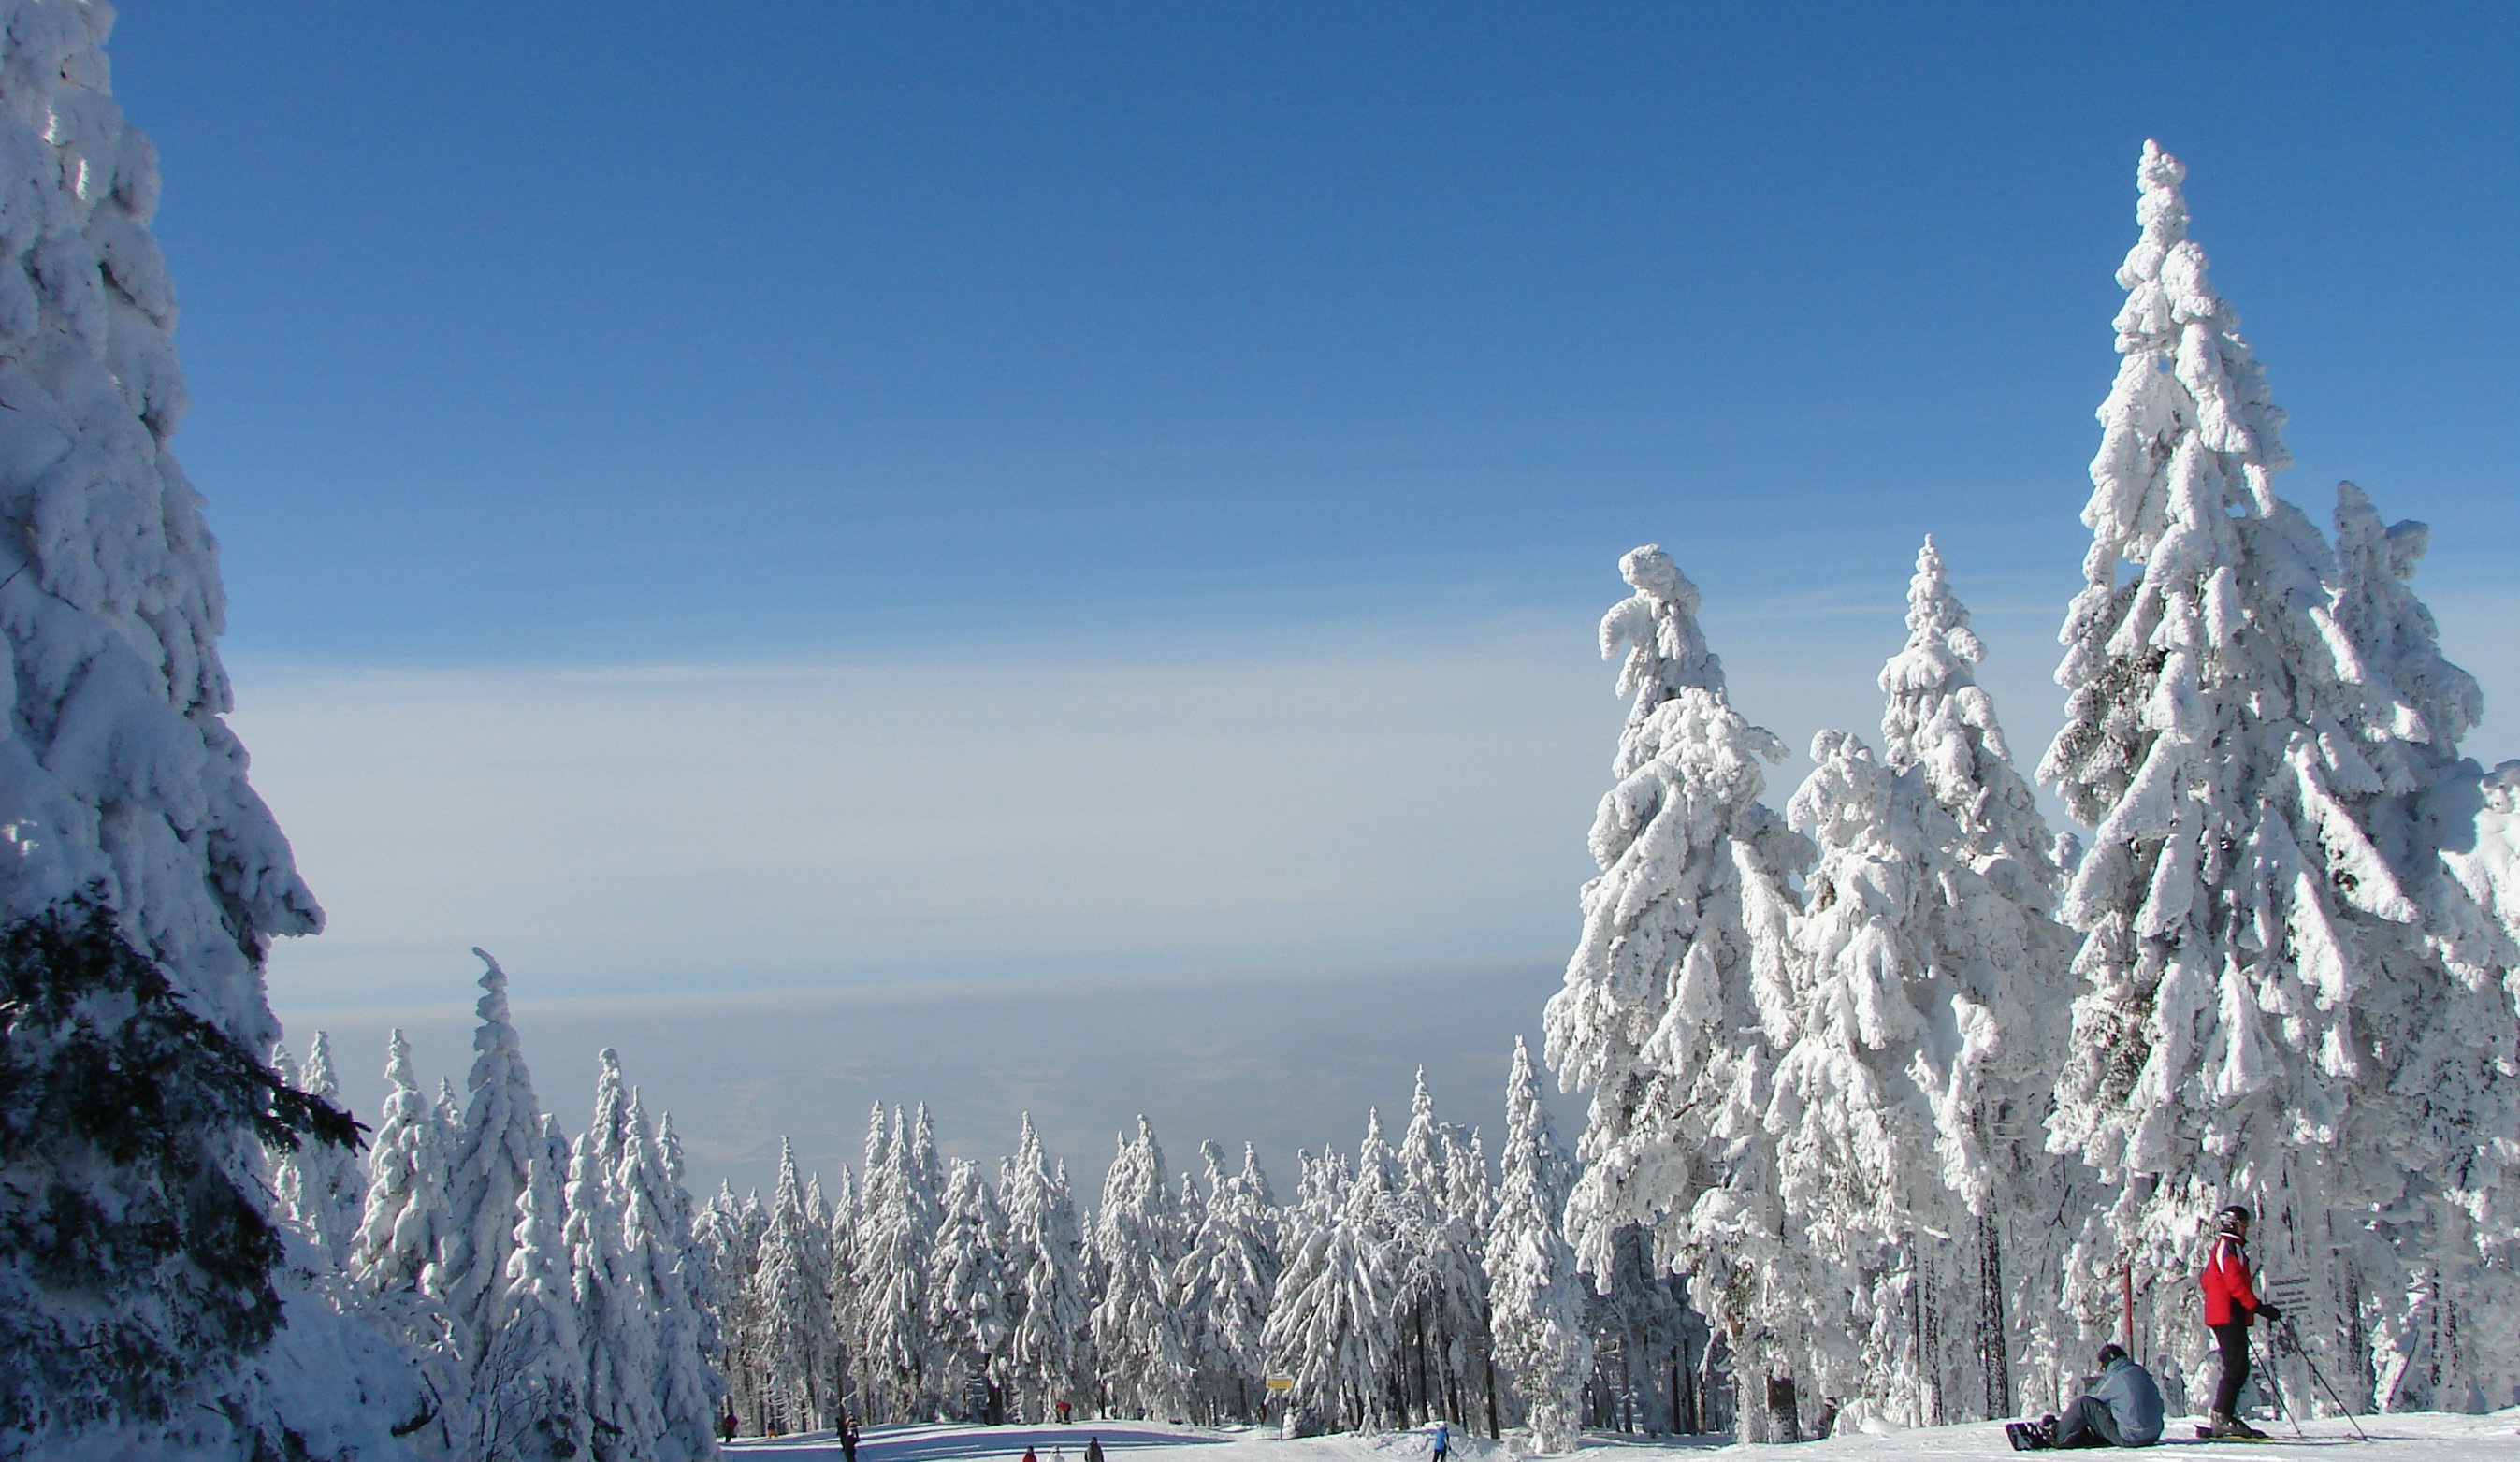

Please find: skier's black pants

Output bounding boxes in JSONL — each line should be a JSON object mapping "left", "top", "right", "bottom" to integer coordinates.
{"left": 2211, "top": 1321, "right": 2252, "bottom": 1417}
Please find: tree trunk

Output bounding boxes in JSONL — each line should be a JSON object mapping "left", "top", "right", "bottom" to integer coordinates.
{"left": 1765, "top": 1372, "right": 1799, "bottom": 1443}
{"left": 1979, "top": 1210, "right": 2012, "bottom": 1420}
{"left": 1416, "top": 1302, "right": 1432, "bottom": 1424}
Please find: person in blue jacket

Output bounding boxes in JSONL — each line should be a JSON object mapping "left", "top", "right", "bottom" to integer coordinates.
{"left": 2009, "top": 1344, "right": 2165, "bottom": 1450}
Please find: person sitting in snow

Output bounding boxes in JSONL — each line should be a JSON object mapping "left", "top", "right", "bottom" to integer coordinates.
{"left": 2007, "top": 1344, "right": 2164, "bottom": 1450}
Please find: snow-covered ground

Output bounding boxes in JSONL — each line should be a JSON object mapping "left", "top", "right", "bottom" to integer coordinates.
{"left": 731, "top": 1413, "right": 2520, "bottom": 1462}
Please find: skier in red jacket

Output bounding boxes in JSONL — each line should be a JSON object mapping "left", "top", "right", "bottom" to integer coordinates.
{"left": 2200, "top": 1206, "right": 2281, "bottom": 1439}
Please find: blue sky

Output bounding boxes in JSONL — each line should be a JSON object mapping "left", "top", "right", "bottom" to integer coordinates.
{"left": 107, "top": 5, "right": 2517, "bottom": 1192}
{"left": 123, "top": 3, "right": 2516, "bottom": 657}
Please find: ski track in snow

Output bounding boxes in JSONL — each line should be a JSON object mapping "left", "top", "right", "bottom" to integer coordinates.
{"left": 729, "top": 1414, "right": 2520, "bottom": 1462}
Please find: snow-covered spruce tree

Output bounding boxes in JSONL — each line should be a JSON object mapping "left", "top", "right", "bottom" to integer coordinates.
{"left": 0, "top": 7, "right": 446, "bottom": 1455}
{"left": 1488, "top": 1038, "right": 1593, "bottom": 1453}
{"left": 1003, "top": 1115, "right": 1091, "bottom": 1422}
{"left": 1093, "top": 1116, "right": 1194, "bottom": 1420}
{"left": 355, "top": 1029, "right": 456, "bottom": 1301}
{"left": 570, "top": 1123, "right": 663, "bottom": 1461}
{"left": 818, "top": 1160, "right": 860, "bottom": 1424}
{"left": 467, "top": 1130, "right": 587, "bottom": 1462}
{"left": 1170, "top": 1167, "right": 1215, "bottom": 1414}
{"left": 1875, "top": 539, "right": 2084, "bottom": 1418}
{"left": 750, "top": 1139, "right": 833, "bottom": 1433}
{"left": 1267, "top": 1121, "right": 1399, "bottom": 1430}
{"left": 694, "top": 1183, "right": 764, "bottom": 1434}
{"left": 641, "top": 1109, "right": 726, "bottom": 1461}
{"left": 1543, "top": 545, "right": 1812, "bottom": 1440}
{"left": 443, "top": 949, "right": 553, "bottom": 1392}
{"left": 1396, "top": 1071, "right": 1496, "bottom": 1432}
{"left": 930, "top": 1158, "right": 1014, "bottom": 1420}
{"left": 1770, "top": 546, "right": 2087, "bottom": 1433}
{"left": 274, "top": 1031, "right": 369, "bottom": 1270}
{"left": 2038, "top": 141, "right": 2513, "bottom": 1411}
{"left": 2324, "top": 484, "right": 2520, "bottom": 1408}
{"left": 1772, "top": 728, "right": 1977, "bottom": 1428}
{"left": 1178, "top": 1141, "right": 1280, "bottom": 1422}
{"left": 856, "top": 1105, "right": 940, "bottom": 1419}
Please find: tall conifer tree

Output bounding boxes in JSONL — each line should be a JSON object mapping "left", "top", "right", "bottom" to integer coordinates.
{"left": 1544, "top": 546, "right": 1812, "bottom": 1439}
{"left": 2041, "top": 141, "right": 2513, "bottom": 1409}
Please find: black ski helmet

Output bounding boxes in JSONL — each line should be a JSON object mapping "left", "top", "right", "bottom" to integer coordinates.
{"left": 2219, "top": 1204, "right": 2252, "bottom": 1229}
{"left": 2097, "top": 1343, "right": 2129, "bottom": 1368}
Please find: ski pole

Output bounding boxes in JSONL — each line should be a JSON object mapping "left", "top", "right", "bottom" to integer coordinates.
{"left": 2279, "top": 1319, "right": 2370, "bottom": 1443}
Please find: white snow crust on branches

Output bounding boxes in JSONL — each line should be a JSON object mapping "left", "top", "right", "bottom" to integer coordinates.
{"left": 1867, "top": 541, "right": 2083, "bottom": 1417}
{"left": 1772, "top": 728, "right": 1961, "bottom": 1427}
{"left": 569, "top": 1118, "right": 663, "bottom": 1461}
{"left": 854, "top": 1104, "right": 942, "bottom": 1420}
{"left": 1003, "top": 1112, "right": 1092, "bottom": 1422}
{"left": 1179, "top": 1141, "right": 1281, "bottom": 1421}
{"left": 641, "top": 1108, "right": 727, "bottom": 1461}
{"left": 2039, "top": 142, "right": 2518, "bottom": 1411}
{"left": 1544, "top": 544, "right": 1811, "bottom": 1438}
{"left": 1398, "top": 1073, "right": 1499, "bottom": 1436}
{"left": 274, "top": 1031, "right": 368, "bottom": 1269}
{"left": 0, "top": 1, "right": 321, "bottom": 1047}
{"left": 467, "top": 1124, "right": 588, "bottom": 1462}
{"left": 0, "top": 9, "right": 453, "bottom": 1455}
{"left": 930, "top": 1157, "right": 1015, "bottom": 1412}
{"left": 2324, "top": 485, "right": 2520, "bottom": 1405}
{"left": 353, "top": 1028, "right": 456, "bottom": 1301}
{"left": 1486, "top": 1038, "right": 1592, "bottom": 1453}
{"left": 443, "top": 950, "right": 549, "bottom": 1374}
{"left": 1093, "top": 1116, "right": 1195, "bottom": 1421}
{"left": 751, "top": 1138, "right": 837, "bottom": 1431}
{"left": 1266, "top": 1128, "right": 1396, "bottom": 1430}
{"left": 1776, "top": 562, "right": 2085, "bottom": 1430}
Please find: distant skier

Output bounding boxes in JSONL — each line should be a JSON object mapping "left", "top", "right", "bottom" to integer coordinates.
{"left": 1022, "top": 1446, "right": 1039, "bottom": 1462}
{"left": 720, "top": 1407, "right": 739, "bottom": 1445}
{"left": 1431, "top": 1419, "right": 1451, "bottom": 1462}
{"left": 2006, "top": 1344, "right": 2164, "bottom": 1449}
{"left": 840, "top": 1411, "right": 861, "bottom": 1462}
{"left": 1057, "top": 1400, "right": 1073, "bottom": 1426}
{"left": 1086, "top": 1438, "right": 1105, "bottom": 1462}
{"left": 2199, "top": 1205, "right": 2281, "bottom": 1440}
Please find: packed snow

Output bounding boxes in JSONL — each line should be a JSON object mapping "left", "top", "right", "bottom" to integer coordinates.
{"left": 723, "top": 1414, "right": 2520, "bottom": 1462}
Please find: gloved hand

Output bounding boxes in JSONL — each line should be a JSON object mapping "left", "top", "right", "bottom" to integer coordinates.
{"left": 2256, "top": 1301, "right": 2282, "bottom": 1322}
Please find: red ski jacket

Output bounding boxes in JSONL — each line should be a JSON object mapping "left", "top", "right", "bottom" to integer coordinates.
{"left": 2200, "top": 1232, "right": 2262, "bottom": 1326}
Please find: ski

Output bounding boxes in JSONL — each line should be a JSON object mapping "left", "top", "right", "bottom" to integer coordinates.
{"left": 2182, "top": 1426, "right": 2305, "bottom": 1443}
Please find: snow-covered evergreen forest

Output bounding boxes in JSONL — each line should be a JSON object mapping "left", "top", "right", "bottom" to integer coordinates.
{"left": 0, "top": 2, "right": 2513, "bottom": 1457}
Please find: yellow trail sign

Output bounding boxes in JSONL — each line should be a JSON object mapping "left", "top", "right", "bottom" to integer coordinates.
{"left": 1265, "top": 1376, "right": 1296, "bottom": 1392}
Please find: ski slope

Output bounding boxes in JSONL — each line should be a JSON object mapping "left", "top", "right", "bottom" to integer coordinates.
{"left": 730, "top": 1413, "right": 2520, "bottom": 1462}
